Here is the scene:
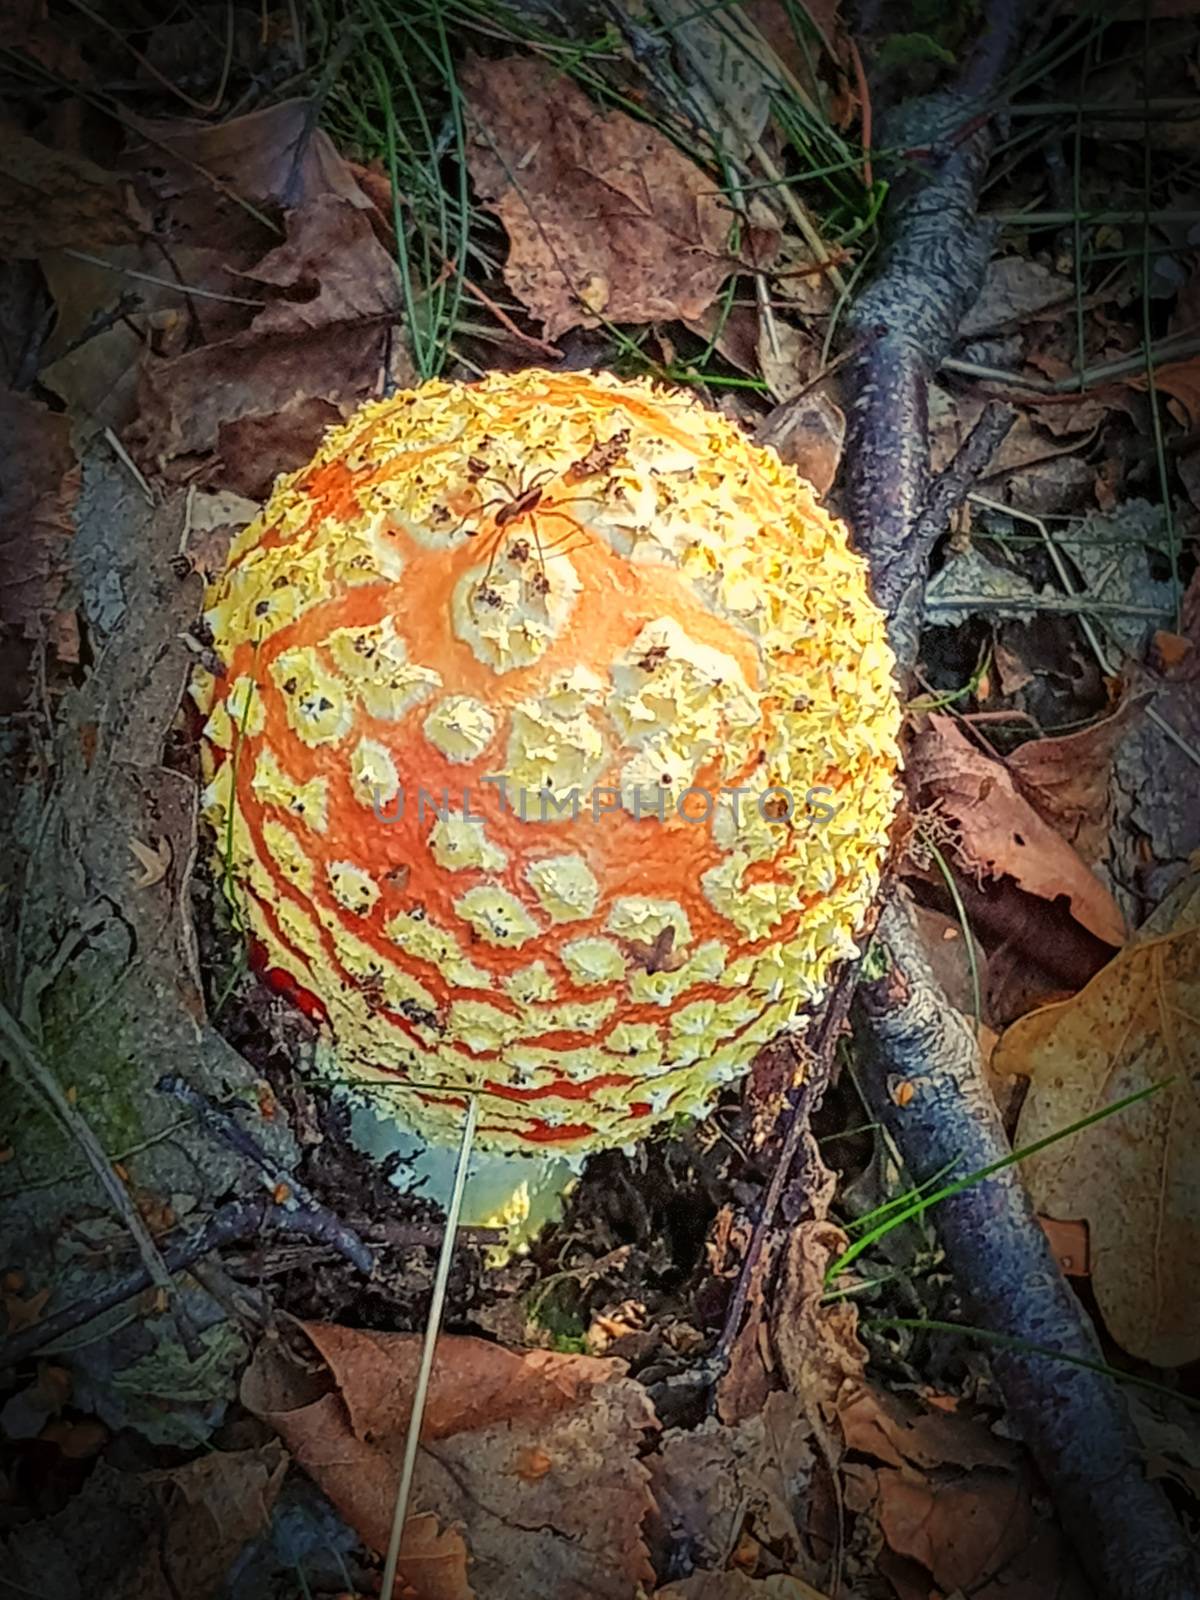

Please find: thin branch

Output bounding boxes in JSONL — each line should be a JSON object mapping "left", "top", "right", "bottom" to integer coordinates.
{"left": 0, "top": 1198, "right": 374, "bottom": 1369}
{"left": 943, "top": 330, "right": 1200, "bottom": 392}
{"left": 157, "top": 1074, "right": 375, "bottom": 1276}
{"left": 0, "top": 999, "right": 200, "bottom": 1360}
{"left": 714, "top": 950, "right": 865, "bottom": 1372}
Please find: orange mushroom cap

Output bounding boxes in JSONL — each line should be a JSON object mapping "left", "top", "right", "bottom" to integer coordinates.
{"left": 194, "top": 368, "right": 901, "bottom": 1158}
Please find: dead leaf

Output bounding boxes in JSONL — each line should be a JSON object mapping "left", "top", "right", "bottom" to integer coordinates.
{"left": 0, "top": 1447, "right": 286, "bottom": 1600}
{"left": 714, "top": 1231, "right": 779, "bottom": 1426}
{"left": 910, "top": 905, "right": 991, "bottom": 1020}
{"left": 908, "top": 714, "right": 1126, "bottom": 948}
{"left": 0, "top": 128, "right": 136, "bottom": 258}
{"left": 122, "top": 99, "right": 375, "bottom": 256}
{"left": 925, "top": 543, "right": 1057, "bottom": 628}
{"left": 837, "top": 1384, "right": 1017, "bottom": 1474}
{"left": 657, "top": 1574, "right": 831, "bottom": 1598}
{"left": 215, "top": 397, "right": 346, "bottom": 501}
{"left": 771, "top": 241, "right": 838, "bottom": 318}
{"left": 129, "top": 197, "right": 407, "bottom": 478}
{"left": 462, "top": 56, "right": 777, "bottom": 339}
{"left": 647, "top": 1394, "right": 816, "bottom": 1580}
{"left": 37, "top": 243, "right": 251, "bottom": 434}
{"left": 1005, "top": 696, "right": 1148, "bottom": 863}
{"left": 0, "top": 389, "right": 79, "bottom": 652}
{"left": 0, "top": 1363, "right": 71, "bottom": 1439}
{"left": 1056, "top": 498, "right": 1179, "bottom": 658}
{"left": 997, "top": 873, "right": 1200, "bottom": 1365}
{"left": 1128, "top": 1389, "right": 1200, "bottom": 1501}
{"left": 239, "top": 192, "right": 403, "bottom": 333}
{"left": 243, "top": 1325, "right": 658, "bottom": 1600}
{"left": 876, "top": 1466, "right": 1034, "bottom": 1593}
{"left": 386, "top": 1512, "right": 473, "bottom": 1600}
{"left": 2, "top": 1284, "right": 49, "bottom": 1334}
{"left": 1129, "top": 355, "right": 1200, "bottom": 428}
{"left": 1038, "top": 1215, "right": 1090, "bottom": 1277}
{"left": 756, "top": 390, "right": 844, "bottom": 496}
{"left": 771, "top": 1222, "right": 867, "bottom": 1405}
{"left": 959, "top": 256, "right": 1074, "bottom": 338}
{"left": 756, "top": 317, "right": 823, "bottom": 404}
{"left": 1110, "top": 569, "right": 1200, "bottom": 904}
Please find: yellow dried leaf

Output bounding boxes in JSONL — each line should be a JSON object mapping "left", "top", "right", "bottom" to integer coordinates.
{"left": 996, "top": 874, "right": 1200, "bottom": 1366}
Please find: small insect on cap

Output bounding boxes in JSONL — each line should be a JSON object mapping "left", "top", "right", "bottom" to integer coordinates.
{"left": 195, "top": 368, "right": 901, "bottom": 1158}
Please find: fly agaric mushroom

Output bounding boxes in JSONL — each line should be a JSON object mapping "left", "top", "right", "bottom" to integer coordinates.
{"left": 194, "top": 368, "right": 900, "bottom": 1216}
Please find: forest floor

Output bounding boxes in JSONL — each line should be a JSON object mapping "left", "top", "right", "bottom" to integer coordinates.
{"left": 1, "top": 4, "right": 1199, "bottom": 1599}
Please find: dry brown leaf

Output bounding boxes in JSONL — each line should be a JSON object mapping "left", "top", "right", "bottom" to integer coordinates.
{"left": 836, "top": 1384, "right": 1017, "bottom": 1474}
{"left": 462, "top": 56, "right": 777, "bottom": 339}
{"left": 38, "top": 243, "right": 251, "bottom": 433}
{"left": 215, "top": 398, "right": 347, "bottom": 501}
{"left": 770, "top": 1221, "right": 867, "bottom": 1406}
{"left": 876, "top": 1467, "right": 1034, "bottom": 1593}
{"left": 959, "top": 256, "right": 1074, "bottom": 338}
{"left": 910, "top": 903, "right": 988, "bottom": 1020}
{"left": 756, "top": 317, "right": 823, "bottom": 404}
{"left": 997, "top": 873, "right": 1200, "bottom": 1365}
{"left": 1039, "top": 1215, "right": 1090, "bottom": 1277}
{"left": 656, "top": 1575, "right": 831, "bottom": 1598}
{"left": 386, "top": 1512, "right": 474, "bottom": 1600}
{"left": 130, "top": 196, "right": 408, "bottom": 479}
{"left": 0, "top": 127, "right": 137, "bottom": 258}
{"left": 908, "top": 714, "right": 1126, "bottom": 948}
{"left": 647, "top": 1393, "right": 816, "bottom": 1580}
{"left": 240, "top": 192, "right": 404, "bottom": 333}
{"left": 1129, "top": 356, "right": 1200, "bottom": 429}
{"left": 0, "top": 1446, "right": 286, "bottom": 1600}
{"left": 0, "top": 389, "right": 78, "bottom": 656}
{"left": 122, "top": 99, "right": 375, "bottom": 255}
{"left": 1111, "top": 570, "right": 1200, "bottom": 904}
{"left": 1005, "top": 696, "right": 1148, "bottom": 863}
{"left": 243, "top": 1325, "right": 658, "bottom": 1599}
{"left": 714, "top": 1235, "right": 778, "bottom": 1425}
{"left": 756, "top": 390, "right": 844, "bottom": 497}
{"left": 129, "top": 835, "right": 172, "bottom": 889}
{"left": 1, "top": 1285, "right": 50, "bottom": 1335}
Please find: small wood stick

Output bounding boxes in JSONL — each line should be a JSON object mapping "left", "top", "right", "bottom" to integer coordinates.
{"left": 379, "top": 1093, "right": 480, "bottom": 1599}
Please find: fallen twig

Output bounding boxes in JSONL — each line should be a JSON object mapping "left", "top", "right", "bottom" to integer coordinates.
{"left": 0, "top": 1197, "right": 373, "bottom": 1369}
{"left": 157, "top": 1073, "right": 375, "bottom": 1276}
{"left": 899, "top": 399, "right": 1015, "bottom": 657}
{"left": 713, "top": 951, "right": 864, "bottom": 1375}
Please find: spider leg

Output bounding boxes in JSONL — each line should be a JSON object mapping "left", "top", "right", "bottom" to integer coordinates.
{"left": 475, "top": 475, "right": 516, "bottom": 499}
{"left": 535, "top": 508, "right": 594, "bottom": 560}
{"left": 481, "top": 518, "right": 514, "bottom": 581}
{"left": 450, "top": 493, "right": 507, "bottom": 545}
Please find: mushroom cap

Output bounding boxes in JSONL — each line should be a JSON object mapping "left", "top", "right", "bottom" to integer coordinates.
{"left": 195, "top": 368, "right": 900, "bottom": 1157}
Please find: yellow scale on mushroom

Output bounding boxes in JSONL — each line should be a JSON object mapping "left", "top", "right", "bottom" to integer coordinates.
{"left": 194, "top": 367, "right": 902, "bottom": 1243}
